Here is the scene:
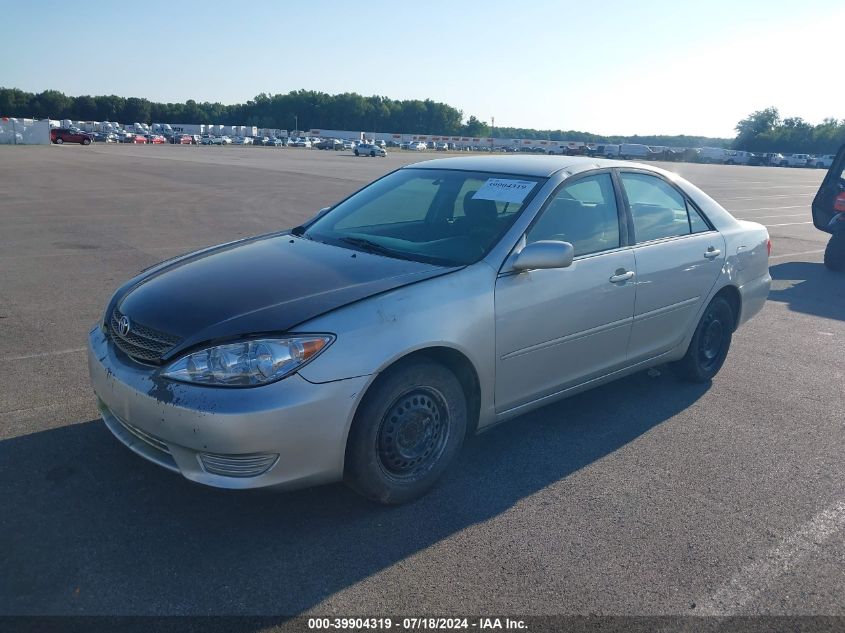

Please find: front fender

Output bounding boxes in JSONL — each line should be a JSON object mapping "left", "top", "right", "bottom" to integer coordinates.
{"left": 297, "top": 263, "right": 498, "bottom": 428}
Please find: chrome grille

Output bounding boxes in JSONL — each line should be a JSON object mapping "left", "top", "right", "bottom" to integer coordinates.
{"left": 199, "top": 452, "right": 279, "bottom": 478}
{"left": 109, "top": 309, "right": 181, "bottom": 363}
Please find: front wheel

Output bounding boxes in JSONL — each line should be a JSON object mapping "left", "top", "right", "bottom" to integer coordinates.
{"left": 673, "top": 296, "right": 734, "bottom": 382}
{"left": 55, "top": 137, "right": 63, "bottom": 144}
{"left": 824, "top": 232, "right": 845, "bottom": 272}
{"left": 82, "top": 138, "right": 91, "bottom": 145}
{"left": 354, "top": 150, "right": 359, "bottom": 156}
{"left": 345, "top": 359, "right": 467, "bottom": 504}
{"left": 370, "top": 150, "right": 376, "bottom": 157}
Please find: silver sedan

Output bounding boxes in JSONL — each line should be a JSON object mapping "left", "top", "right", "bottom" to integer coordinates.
{"left": 88, "top": 156, "right": 771, "bottom": 503}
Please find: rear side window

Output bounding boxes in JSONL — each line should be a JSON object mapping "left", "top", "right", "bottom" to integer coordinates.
{"left": 621, "top": 172, "right": 697, "bottom": 243}
{"left": 687, "top": 202, "right": 711, "bottom": 233}
{"left": 527, "top": 173, "right": 620, "bottom": 257}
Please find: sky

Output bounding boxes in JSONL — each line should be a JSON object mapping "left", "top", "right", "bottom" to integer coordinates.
{"left": 2, "top": 0, "right": 843, "bottom": 138}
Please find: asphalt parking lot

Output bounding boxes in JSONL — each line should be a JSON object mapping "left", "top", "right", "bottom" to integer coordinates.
{"left": 1, "top": 145, "right": 843, "bottom": 618}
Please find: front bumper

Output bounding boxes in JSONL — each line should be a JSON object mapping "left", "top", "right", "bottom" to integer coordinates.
{"left": 88, "top": 326, "right": 369, "bottom": 490}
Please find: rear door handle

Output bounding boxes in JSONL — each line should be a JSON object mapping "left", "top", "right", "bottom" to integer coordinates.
{"left": 704, "top": 247, "right": 722, "bottom": 259}
{"left": 609, "top": 270, "right": 635, "bottom": 283}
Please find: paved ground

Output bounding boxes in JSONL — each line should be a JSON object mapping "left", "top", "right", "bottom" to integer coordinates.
{"left": 1, "top": 145, "right": 842, "bottom": 617}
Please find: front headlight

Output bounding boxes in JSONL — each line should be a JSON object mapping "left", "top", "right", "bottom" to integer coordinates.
{"left": 161, "top": 335, "right": 333, "bottom": 387}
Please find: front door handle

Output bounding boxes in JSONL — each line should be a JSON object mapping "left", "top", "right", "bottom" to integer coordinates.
{"left": 609, "top": 270, "right": 635, "bottom": 283}
{"left": 704, "top": 247, "right": 722, "bottom": 259}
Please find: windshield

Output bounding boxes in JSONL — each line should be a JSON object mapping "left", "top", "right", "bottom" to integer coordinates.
{"left": 303, "top": 168, "right": 544, "bottom": 266}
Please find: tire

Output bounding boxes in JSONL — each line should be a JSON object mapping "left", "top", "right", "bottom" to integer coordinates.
{"left": 354, "top": 150, "right": 359, "bottom": 156}
{"left": 345, "top": 359, "right": 467, "bottom": 504}
{"left": 82, "top": 138, "right": 90, "bottom": 145}
{"left": 824, "top": 232, "right": 845, "bottom": 272}
{"left": 673, "top": 296, "right": 734, "bottom": 382}
{"left": 55, "top": 137, "right": 63, "bottom": 144}
{"left": 370, "top": 150, "right": 376, "bottom": 157}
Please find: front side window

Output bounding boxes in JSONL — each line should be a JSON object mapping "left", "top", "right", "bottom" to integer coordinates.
{"left": 621, "top": 172, "right": 694, "bottom": 243}
{"left": 527, "top": 173, "right": 620, "bottom": 257}
{"left": 305, "top": 169, "right": 543, "bottom": 266}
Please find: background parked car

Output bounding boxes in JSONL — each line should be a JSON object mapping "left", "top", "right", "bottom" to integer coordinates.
{"left": 780, "top": 153, "right": 810, "bottom": 167}
{"left": 316, "top": 138, "right": 342, "bottom": 150}
{"left": 92, "top": 131, "right": 116, "bottom": 143}
{"left": 618, "top": 143, "right": 656, "bottom": 160}
{"left": 723, "top": 150, "right": 756, "bottom": 165}
{"left": 813, "top": 154, "right": 836, "bottom": 169}
{"left": 354, "top": 143, "right": 386, "bottom": 157}
{"left": 51, "top": 128, "right": 93, "bottom": 145}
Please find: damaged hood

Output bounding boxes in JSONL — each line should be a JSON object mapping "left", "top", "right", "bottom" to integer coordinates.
{"left": 110, "top": 233, "right": 457, "bottom": 361}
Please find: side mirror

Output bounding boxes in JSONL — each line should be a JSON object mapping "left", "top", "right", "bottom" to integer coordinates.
{"left": 512, "top": 240, "right": 574, "bottom": 271}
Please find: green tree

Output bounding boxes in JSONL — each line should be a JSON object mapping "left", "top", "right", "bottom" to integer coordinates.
{"left": 463, "top": 115, "right": 489, "bottom": 137}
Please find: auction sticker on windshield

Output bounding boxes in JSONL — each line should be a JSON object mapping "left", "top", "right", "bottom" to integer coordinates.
{"left": 472, "top": 178, "right": 537, "bottom": 204}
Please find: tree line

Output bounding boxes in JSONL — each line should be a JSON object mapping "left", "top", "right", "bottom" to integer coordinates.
{"left": 1, "top": 87, "right": 841, "bottom": 153}
{"left": 733, "top": 107, "right": 845, "bottom": 154}
{"left": 0, "top": 87, "right": 471, "bottom": 136}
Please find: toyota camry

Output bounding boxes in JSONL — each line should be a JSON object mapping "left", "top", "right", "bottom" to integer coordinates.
{"left": 88, "top": 156, "right": 771, "bottom": 504}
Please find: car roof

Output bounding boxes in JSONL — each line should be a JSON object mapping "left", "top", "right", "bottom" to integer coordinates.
{"left": 404, "top": 155, "right": 640, "bottom": 178}
{"left": 405, "top": 155, "right": 637, "bottom": 177}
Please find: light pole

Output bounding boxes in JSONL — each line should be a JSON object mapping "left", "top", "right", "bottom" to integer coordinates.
{"left": 294, "top": 115, "right": 298, "bottom": 137}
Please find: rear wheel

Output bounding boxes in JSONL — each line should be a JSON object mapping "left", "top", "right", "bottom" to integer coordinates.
{"left": 345, "top": 359, "right": 467, "bottom": 504}
{"left": 824, "top": 232, "right": 845, "bottom": 272}
{"left": 674, "top": 296, "right": 734, "bottom": 382}
{"left": 354, "top": 150, "right": 359, "bottom": 156}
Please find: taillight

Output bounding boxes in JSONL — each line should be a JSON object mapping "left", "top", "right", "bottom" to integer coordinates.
{"left": 766, "top": 238, "right": 772, "bottom": 257}
{"left": 835, "top": 192, "right": 845, "bottom": 212}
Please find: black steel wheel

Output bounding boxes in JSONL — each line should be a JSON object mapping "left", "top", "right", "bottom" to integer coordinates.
{"left": 345, "top": 359, "right": 467, "bottom": 504}
{"left": 674, "top": 296, "right": 734, "bottom": 382}
{"left": 376, "top": 387, "right": 450, "bottom": 480}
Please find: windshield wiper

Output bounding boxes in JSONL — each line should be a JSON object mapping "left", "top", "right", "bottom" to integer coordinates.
{"left": 337, "top": 236, "right": 410, "bottom": 259}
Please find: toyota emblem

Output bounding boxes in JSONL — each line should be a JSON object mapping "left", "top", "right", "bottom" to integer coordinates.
{"left": 118, "top": 315, "right": 131, "bottom": 337}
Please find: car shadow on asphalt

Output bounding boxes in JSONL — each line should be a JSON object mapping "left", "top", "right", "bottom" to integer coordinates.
{"left": 768, "top": 261, "right": 845, "bottom": 321}
{"left": 0, "top": 370, "right": 709, "bottom": 617}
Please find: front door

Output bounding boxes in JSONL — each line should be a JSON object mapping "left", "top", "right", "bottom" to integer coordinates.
{"left": 494, "top": 172, "right": 636, "bottom": 412}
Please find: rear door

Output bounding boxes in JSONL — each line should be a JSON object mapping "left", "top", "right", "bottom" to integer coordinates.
{"left": 619, "top": 170, "right": 725, "bottom": 363}
{"left": 811, "top": 145, "right": 845, "bottom": 233}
